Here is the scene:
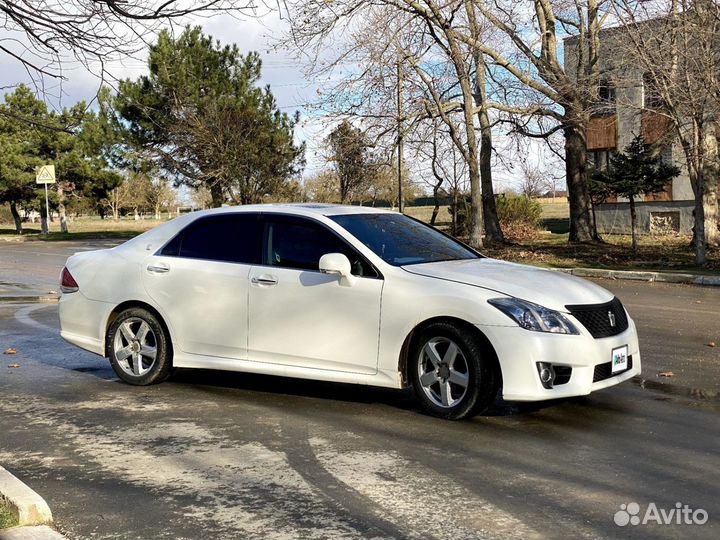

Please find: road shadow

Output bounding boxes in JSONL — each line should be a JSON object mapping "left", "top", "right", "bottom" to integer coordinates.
{"left": 166, "top": 367, "right": 568, "bottom": 418}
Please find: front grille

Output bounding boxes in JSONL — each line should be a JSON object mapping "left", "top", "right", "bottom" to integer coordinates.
{"left": 593, "top": 355, "right": 633, "bottom": 383}
{"left": 566, "top": 297, "right": 629, "bottom": 338}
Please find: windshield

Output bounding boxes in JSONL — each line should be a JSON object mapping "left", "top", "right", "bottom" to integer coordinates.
{"left": 330, "top": 213, "right": 481, "bottom": 266}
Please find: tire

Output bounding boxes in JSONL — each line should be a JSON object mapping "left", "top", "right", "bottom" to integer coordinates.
{"left": 409, "top": 322, "right": 498, "bottom": 420}
{"left": 107, "top": 307, "right": 172, "bottom": 385}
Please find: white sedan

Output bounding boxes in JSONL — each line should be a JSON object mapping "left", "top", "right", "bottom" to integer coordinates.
{"left": 59, "top": 204, "right": 641, "bottom": 419}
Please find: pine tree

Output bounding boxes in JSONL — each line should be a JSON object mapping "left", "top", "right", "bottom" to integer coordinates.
{"left": 593, "top": 135, "right": 680, "bottom": 251}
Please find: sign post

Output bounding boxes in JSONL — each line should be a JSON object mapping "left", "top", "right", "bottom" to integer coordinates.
{"left": 35, "top": 165, "right": 56, "bottom": 235}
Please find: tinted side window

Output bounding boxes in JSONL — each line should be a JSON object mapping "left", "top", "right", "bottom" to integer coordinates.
{"left": 160, "top": 214, "right": 262, "bottom": 264}
{"left": 266, "top": 217, "right": 376, "bottom": 277}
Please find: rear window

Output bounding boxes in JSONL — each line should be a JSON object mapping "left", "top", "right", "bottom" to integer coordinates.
{"left": 159, "top": 214, "right": 262, "bottom": 264}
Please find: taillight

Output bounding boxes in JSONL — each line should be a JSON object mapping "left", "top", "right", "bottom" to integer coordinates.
{"left": 60, "top": 267, "right": 79, "bottom": 293}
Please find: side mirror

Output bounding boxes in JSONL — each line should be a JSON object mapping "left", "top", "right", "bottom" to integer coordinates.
{"left": 319, "top": 253, "right": 356, "bottom": 287}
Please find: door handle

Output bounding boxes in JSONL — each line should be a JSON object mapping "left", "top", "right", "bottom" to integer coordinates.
{"left": 251, "top": 275, "right": 278, "bottom": 286}
{"left": 147, "top": 263, "right": 170, "bottom": 274}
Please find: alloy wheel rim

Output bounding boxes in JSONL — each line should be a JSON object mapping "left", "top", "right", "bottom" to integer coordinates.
{"left": 113, "top": 317, "right": 158, "bottom": 377}
{"left": 417, "top": 336, "right": 470, "bottom": 408}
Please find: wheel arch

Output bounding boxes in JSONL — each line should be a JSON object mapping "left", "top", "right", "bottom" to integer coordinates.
{"left": 104, "top": 300, "right": 174, "bottom": 361}
{"left": 397, "top": 316, "right": 502, "bottom": 389}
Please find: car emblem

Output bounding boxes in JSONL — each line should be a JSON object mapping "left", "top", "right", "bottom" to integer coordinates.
{"left": 608, "top": 311, "right": 616, "bottom": 327}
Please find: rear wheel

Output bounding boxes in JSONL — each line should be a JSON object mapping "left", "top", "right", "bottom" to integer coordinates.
{"left": 410, "top": 322, "right": 498, "bottom": 420}
{"left": 108, "top": 308, "right": 172, "bottom": 385}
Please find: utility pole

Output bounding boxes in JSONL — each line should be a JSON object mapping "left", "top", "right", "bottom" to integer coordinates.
{"left": 397, "top": 61, "right": 404, "bottom": 213}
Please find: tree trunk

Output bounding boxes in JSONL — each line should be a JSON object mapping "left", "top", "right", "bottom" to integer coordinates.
{"left": 703, "top": 130, "right": 719, "bottom": 247}
{"left": 57, "top": 183, "right": 69, "bottom": 233}
{"left": 629, "top": 195, "right": 638, "bottom": 251}
{"left": 472, "top": 43, "right": 503, "bottom": 245}
{"left": 693, "top": 185, "right": 707, "bottom": 265}
{"left": 430, "top": 183, "right": 441, "bottom": 226}
{"left": 9, "top": 202, "right": 22, "bottom": 235}
{"left": 705, "top": 180, "right": 719, "bottom": 247}
{"left": 590, "top": 201, "right": 602, "bottom": 242}
{"left": 41, "top": 214, "right": 49, "bottom": 235}
{"left": 452, "top": 192, "right": 458, "bottom": 236}
{"left": 210, "top": 183, "right": 224, "bottom": 208}
{"left": 564, "top": 125, "right": 594, "bottom": 242}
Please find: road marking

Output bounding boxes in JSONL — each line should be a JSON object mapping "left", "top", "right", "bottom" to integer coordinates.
{"left": 14, "top": 304, "right": 57, "bottom": 333}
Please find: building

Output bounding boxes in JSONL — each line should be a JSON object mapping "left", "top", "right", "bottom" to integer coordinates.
{"left": 564, "top": 24, "right": 695, "bottom": 236}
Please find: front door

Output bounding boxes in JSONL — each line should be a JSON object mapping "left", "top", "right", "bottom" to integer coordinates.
{"left": 248, "top": 215, "right": 383, "bottom": 373}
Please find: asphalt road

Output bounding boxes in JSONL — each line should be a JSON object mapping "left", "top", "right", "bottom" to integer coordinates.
{"left": 1, "top": 240, "right": 719, "bottom": 539}
{"left": 0, "top": 292, "right": 718, "bottom": 539}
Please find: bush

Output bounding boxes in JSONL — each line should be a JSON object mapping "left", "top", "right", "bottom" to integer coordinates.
{"left": 0, "top": 204, "right": 13, "bottom": 225}
{"left": 496, "top": 195, "right": 543, "bottom": 241}
{"left": 497, "top": 195, "right": 543, "bottom": 227}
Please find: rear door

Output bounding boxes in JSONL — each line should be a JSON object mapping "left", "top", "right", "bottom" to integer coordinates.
{"left": 142, "top": 213, "right": 262, "bottom": 360}
{"left": 247, "top": 214, "right": 383, "bottom": 373}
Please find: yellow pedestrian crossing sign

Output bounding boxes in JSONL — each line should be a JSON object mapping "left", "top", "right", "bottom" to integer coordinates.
{"left": 36, "top": 165, "right": 56, "bottom": 184}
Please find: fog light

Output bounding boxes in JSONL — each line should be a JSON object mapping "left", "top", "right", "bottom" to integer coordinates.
{"left": 536, "top": 362, "right": 556, "bottom": 389}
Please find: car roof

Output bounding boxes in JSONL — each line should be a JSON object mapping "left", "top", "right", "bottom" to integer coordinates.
{"left": 116, "top": 203, "right": 395, "bottom": 255}
{"left": 188, "top": 203, "right": 394, "bottom": 218}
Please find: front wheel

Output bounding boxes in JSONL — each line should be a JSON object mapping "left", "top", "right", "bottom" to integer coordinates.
{"left": 410, "top": 322, "right": 498, "bottom": 420}
{"left": 107, "top": 307, "right": 172, "bottom": 385}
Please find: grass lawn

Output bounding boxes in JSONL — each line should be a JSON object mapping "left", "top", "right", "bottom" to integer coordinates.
{"left": 0, "top": 504, "right": 18, "bottom": 529}
{"left": 0, "top": 216, "right": 166, "bottom": 242}
{"left": 483, "top": 233, "right": 720, "bottom": 273}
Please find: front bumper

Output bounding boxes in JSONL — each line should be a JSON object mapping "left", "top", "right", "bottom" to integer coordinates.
{"left": 480, "top": 317, "right": 641, "bottom": 401}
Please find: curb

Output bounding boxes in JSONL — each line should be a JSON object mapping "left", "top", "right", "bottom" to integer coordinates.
{"left": 0, "top": 297, "right": 58, "bottom": 304}
{"left": 0, "top": 466, "right": 53, "bottom": 527}
{"left": 555, "top": 267, "right": 720, "bottom": 286}
{"left": 0, "top": 526, "right": 66, "bottom": 540}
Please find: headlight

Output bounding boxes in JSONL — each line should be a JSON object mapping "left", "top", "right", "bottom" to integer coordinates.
{"left": 488, "top": 297, "right": 579, "bottom": 335}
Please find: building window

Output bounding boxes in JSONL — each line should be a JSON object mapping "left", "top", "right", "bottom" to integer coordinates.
{"left": 596, "top": 80, "right": 616, "bottom": 115}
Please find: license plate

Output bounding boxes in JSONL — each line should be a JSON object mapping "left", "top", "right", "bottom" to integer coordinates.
{"left": 611, "top": 345, "right": 629, "bottom": 374}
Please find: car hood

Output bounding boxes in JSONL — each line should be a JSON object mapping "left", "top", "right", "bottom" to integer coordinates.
{"left": 402, "top": 258, "right": 614, "bottom": 312}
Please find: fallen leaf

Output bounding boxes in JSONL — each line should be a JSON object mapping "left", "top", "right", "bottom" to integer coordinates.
{"left": 7, "top": 363, "right": 20, "bottom": 368}
{"left": 659, "top": 371, "right": 674, "bottom": 378}
{"left": 708, "top": 342, "right": 716, "bottom": 348}
{"left": 3, "top": 348, "right": 17, "bottom": 355}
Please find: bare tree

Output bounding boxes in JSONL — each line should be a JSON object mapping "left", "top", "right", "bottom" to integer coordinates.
{"left": 518, "top": 161, "right": 549, "bottom": 199}
{"left": 144, "top": 177, "right": 177, "bottom": 220}
{"left": 614, "top": 0, "right": 720, "bottom": 264}
{"left": 281, "top": 2, "right": 504, "bottom": 247}
{"left": 303, "top": 170, "right": 340, "bottom": 203}
{"left": 0, "top": 1, "right": 259, "bottom": 100}
{"left": 284, "top": 1, "right": 624, "bottom": 245}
